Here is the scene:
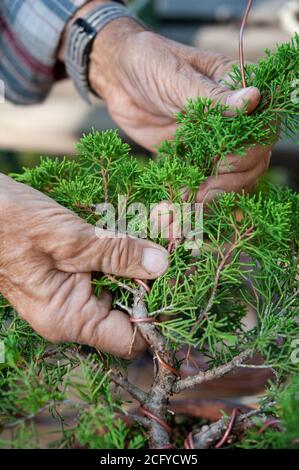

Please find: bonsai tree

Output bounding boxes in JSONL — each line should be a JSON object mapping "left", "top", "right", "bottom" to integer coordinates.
{"left": 0, "top": 35, "right": 298, "bottom": 450}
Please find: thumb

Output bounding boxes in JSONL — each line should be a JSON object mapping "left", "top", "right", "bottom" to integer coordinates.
{"left": 53, "top": 224, "right": 169, "bottom": 280}
{"left": 177, "top": 72, "right": 260, "bottom": 116}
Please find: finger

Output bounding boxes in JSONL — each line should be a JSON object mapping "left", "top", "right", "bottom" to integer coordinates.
{"left": 65, "top": 287, "right": 147, "bottom": 359}
{"left": 195, "top": 155, "right": 270, "bottom": 203}
{"left": 127, "top": 121, "right": 178, "bottom": 152}
{"left": 108, "top": 99, "right": 178, "bottom": 151}
{"left": 23, "top": 276, "right": 147, "bottom": 359}
{"left": 188, "top": 49, "right": 235, "bottom": 83}
{"left": 181, "top": 148, "right": 271, "bottom": 204}
{"left": 174, "top": 67, "right": 260, "bottom": 117}
{"left": 217, "top": 147, "right": 272, "bottom": 174}
{"left": 150, "top": 201, "right": 181, "bottom": 240}
{"left": 53, "top": 223, "right": 169, "bottom": 280}
{"left": 90, "top": 308, "right": 147, "bottom": 359}
{"left": 150, "top": 200, "right": 195, "bottom": 243}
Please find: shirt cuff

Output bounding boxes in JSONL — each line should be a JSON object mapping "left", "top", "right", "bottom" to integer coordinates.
{"left": 0, "top": 1, "right": 89, "bottom": 104}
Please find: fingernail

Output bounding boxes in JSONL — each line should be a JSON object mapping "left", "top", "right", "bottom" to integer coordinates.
{"left": 142, "top": 248, "right": 169, "bottom": 275}
{"left": 227, "top": 87, "right": 255, "bottom": 109}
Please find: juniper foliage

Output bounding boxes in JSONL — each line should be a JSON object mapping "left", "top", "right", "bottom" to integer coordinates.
{"left": 0, "top": 35, "right": 299, "bottom": 448}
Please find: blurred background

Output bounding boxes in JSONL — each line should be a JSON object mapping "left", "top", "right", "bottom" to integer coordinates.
{"left": 0, "top": 0, "right": 299, "bottom": 190}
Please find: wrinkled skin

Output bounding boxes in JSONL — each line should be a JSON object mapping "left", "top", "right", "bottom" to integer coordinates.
{"left": 0, "top": 174, "right": 168, "bottom": 358}
{"left": 89, "top": 17, "right": 271, "bottom": 199}
{"left": 0, "top": 11, "right": 272, "bottom": 358}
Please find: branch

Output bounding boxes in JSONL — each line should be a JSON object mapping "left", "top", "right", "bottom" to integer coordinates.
{"left": 114, "top": 301, "right": 132, "bottom": 314}
{"left": 110, "top": 371, "right": 149, "bottom": 404}
{"left": 192, "top": 401, "right": 276, "bottom": 449}
{"left": 1, "top": 399, "right": 83, "bottom": 430}
{"left": 198, "top": 226, "right": 255, "bottom": 323}
{"left": 187, "top": 226, "right": 255, "bottom": 346}
{"left": 37, "top": 346, "right": 78, "bottom": 363}
{"left": 126, "top": 413, "right": 151, "bottom": 428}
{"left": 131, "top": 286, "right": 178, "bottom": 449}
{"left": 174, "top": 349, "right": 253, "bottom": 393}
{"left": 106, "top": 275, "right": 136, "bottom": 294}
{"left": 131, "top": 286, "right": 167, "bottom": 353}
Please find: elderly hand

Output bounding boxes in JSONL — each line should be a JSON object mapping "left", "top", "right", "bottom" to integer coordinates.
{"left": 0, "top": 174, "right": 169, "bottom": 358}
{"left": 189, "top": 145, "right": 272, "bottom": 204}
{"left": 88, "top": 18, "right": 271, "bottom": 197}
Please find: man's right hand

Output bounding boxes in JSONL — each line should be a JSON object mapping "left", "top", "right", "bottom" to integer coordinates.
{"left": 0, "top": 174, "right": 169, "bottom": 359}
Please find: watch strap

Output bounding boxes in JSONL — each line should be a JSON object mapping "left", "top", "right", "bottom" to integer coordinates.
{"left": 65, "top": 2, "right": 137, "bottom": 103}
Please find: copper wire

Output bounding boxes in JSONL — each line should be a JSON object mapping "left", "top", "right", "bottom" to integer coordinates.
{"left": 155, "top": 352, "right": 181, "bottom": 378}
{"left": 215, "top": 408, "right": 239, "bottom": 449}
{"left": 140, "top": 406, "right": 172, "bottom": 435}
{"left": 184, "top": 432, "right": 195, "bottom": 449}
{"left": 129, "top": 317, "right": 156, "bottom": 324}
{"left": 134, "top": 278, "right": 151, "bottom": 293}
{"left": 239, "top": 0, "right": 253, "bottom": 88}
{"left": 258, "top": 418, "right": 281, "bottom": 434}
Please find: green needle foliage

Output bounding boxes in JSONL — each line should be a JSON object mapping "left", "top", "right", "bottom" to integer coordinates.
{"left": 1, "top": 35, "right": 299, "bottom": 449}
{"left": 239, "top": 375, "right": 299, "bottom": 449}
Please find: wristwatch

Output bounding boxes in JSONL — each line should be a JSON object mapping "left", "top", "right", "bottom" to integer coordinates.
{"left": 64, "top": 2, "right": 138, "bottom": 103}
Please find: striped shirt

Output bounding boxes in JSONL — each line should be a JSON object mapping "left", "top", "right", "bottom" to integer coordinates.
{"left": 0, "top": 0, "right": 125, "bottom": 104}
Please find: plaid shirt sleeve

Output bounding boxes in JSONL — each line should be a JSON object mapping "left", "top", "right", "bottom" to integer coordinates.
{"left": 0, "top": 0, "right": 126, "bottom": 105}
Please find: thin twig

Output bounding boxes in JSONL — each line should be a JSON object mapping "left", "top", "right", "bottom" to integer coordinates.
{"left": 131, "top": 286, "right": 166, "bottom": 353}
{"left": 200, "top": 227, "right": 255, "bottom": 322}
{"left": 181, "top": 226, "right": 255, "bottom": 369}
{"left": 109, "top": 371, "right": 149, "bottom": 404}
{"left": 100, "top": 160, "right": 109, "bottom": 204}
{"left": 106, "top": 275, "right": 137, "bottom": 294}
{"left": 1, "top": 399, "right": 82, "bottom": 430}
{"left": 114, "top": 301, "right": 132, "bottom": 314}
{"left": 148, "top": 305, "right": 175, "bottom": 317}
{"left": 237, "top": 363, "right": 274, "bottom": 369}
{"left": 174, "top": 349, "right": 252, "bottom": 393}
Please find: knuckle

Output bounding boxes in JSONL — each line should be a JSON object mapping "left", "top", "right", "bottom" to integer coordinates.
{"left": 112, "top": 237, "right": 130, "bottom": 273}
{"left": 101, "top": 236, "right": 137, "bottom": 274}
{"left": 208, "top": 84, "right": 227, "bottom": 102}
{"left": 214, "top": 57, "right": 234, "bottom": 77}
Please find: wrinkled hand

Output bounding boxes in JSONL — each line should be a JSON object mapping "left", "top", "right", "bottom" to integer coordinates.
{"left": 0, "top": 174, "right": 168, "bottom": 358}
{"left": 189, "top": 145, "right": 272, "bottom": 203}
{"left": 89, "top": 19, "right": 260, "bottom": 151}
{"left": 88, "top": 18, "right": 271, "bottom": 196}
